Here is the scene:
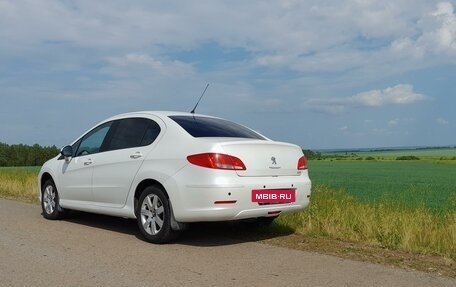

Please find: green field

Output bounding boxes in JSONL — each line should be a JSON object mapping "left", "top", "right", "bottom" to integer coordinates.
{"left": 319, "top": 147, "right": 456, "bottom": 161}
{"left": 351, "top": 148, "right": 456, "bottom": 160}
{"left": 1, "top": 153, "right": 455, "bottom": 212}
{"left": 277, "top": 149, "right": 456, "bottom": 259}
{"left": 308, "top": 161, "right": 456, "bottom": 212}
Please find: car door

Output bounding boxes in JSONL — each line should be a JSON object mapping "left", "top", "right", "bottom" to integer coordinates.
{"left": 58, "top": 121, "right": 113, "bottom": 204}
{"left": 91, "top": 117, "right": 162, "bottom": 207}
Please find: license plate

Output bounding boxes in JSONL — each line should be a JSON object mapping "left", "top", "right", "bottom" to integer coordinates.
{"left": 251, "top": 189, "right": 295, "bottom": 203}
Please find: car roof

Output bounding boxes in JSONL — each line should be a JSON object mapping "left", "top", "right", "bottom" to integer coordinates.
{"left": 104, "top": 111, "right": 219, "bottom": 121}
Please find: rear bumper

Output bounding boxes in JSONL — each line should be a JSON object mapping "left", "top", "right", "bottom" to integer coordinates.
{"left": 174, "top": 202, "right": 310, "bottom": 222}
{"left": 166, "top": 166, "right": 311, "bottom": 222}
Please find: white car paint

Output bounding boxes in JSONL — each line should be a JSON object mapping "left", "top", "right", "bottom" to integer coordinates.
{"left": 38, "top": 111, "right": 311, "bottom": 223}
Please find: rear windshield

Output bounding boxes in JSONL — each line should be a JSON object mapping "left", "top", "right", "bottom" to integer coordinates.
{"left": 169, "top": 116, "right": 265, "bottom": 139}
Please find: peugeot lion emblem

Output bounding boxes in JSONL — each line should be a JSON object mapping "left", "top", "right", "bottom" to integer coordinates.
{"left": 271, "top": 156, "right": 277, "bottom": 165}
{"left": 269, "top": 156, "right": 280, "bottom": 169}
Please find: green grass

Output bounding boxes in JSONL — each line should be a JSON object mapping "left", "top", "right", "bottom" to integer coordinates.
{"left": 0, "top": 167, "right": 39, "bottom": 203}
{"left": 275, "top": 155, "right": 456, "bottom": 260}
{"left": 277, "top": 186, "right": 456, "bottom": 260}
{"left": 308, "top": 161, "right": 456, "bottom": 212}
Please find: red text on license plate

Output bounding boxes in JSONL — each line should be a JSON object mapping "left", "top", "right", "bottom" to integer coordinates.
{"left": 251, "top": 189, "right": 295, "bottom": 203}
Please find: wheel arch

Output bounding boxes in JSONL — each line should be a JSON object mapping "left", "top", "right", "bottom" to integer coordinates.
{"left": 134, "top": 179, "right": 169, "bottom": 210}
{"left": 40, "top": 172, "right": 54, "bottom": 193}
{"left": 133, "top": 178, "right": 187, "bottom": 231}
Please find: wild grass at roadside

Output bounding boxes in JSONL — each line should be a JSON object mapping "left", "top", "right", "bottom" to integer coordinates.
{"left": 0, "top": 168, "right": 39, "bottom": 203}
{"left": 277, "top": 185, "right": 456, "bottom": 260}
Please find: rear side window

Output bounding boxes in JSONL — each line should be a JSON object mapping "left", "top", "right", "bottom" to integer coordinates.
{"left": 141, "top": 121, "right": 161, "bottom": 146}
{"left": 169, "top": 116, "right": 265, "bottom": 139}
{"left": 107, "top": 118, "right": 161, "bottom": 151}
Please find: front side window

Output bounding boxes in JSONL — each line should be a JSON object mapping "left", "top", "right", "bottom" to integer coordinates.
{"left": 71, "top": 139, "right": 81, "bottom": 157}
{"left": 106, "top": 118, "right": 161, "bottom": 151}
{"left": 76, "top": 122, "right": 112, "bottom": 156}
{"left": 169, "top": 116, "right": 265, "bottom": 139}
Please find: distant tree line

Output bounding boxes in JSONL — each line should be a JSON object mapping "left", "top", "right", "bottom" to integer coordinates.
{"left": 0, "top": 142, "right": 59, "bottom": 167}
{"left": 302, "top": 149, "right": 322, "bottom": 160}
{"left": 396, "top": 155, "right": 420, "bottom": 160}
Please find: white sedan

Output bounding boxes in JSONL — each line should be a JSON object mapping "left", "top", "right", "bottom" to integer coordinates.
{"left": 38, "top": 111, "right": 311, "bottom": 243}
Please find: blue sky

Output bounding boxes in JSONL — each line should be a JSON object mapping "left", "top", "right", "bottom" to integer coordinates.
{"left": 0, "top": 0, "right": 455, "bottom": 149}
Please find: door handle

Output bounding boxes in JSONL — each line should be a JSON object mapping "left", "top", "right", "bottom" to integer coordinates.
{"left": 84, "top": 159, "right": 93, "bottom": 166}
{"left": 130, "top": 153, "right": 142, "bottom": 159}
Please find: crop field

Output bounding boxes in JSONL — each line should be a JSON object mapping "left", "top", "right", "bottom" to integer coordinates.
{"left": 308, "top": 161, "right": 456, "bottom": 212}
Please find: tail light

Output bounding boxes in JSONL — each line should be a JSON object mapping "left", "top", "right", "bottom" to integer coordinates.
{"left": 297, "top": 155, "right": 307, "bottom": 170}
{"left": 187, "top": 153, "right": 246, "bottom": 170}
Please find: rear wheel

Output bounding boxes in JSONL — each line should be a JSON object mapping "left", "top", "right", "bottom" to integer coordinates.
{"left": 136, "top": 186, "right": 179, "bottom": 244}
{"left": 41, "top": 179, "right": 66, "bottom": 220}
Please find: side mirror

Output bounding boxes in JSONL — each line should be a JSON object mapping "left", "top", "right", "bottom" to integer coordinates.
{"left": 61, "top": 145, "right": 73, "bottom": 161}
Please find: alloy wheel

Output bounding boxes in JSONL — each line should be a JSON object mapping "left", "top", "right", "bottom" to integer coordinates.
{"left": 43, "top": 184, "right": 56, "bottom": 214}
{"left": 140, "top": 194, "right": 165, "bottom": 235}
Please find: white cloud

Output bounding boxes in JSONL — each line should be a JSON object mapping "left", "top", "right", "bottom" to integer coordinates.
{"left": 388, "top": 119, "right": 399, "bottom": 126}
{"left": 303, "top": 84, "right": 428, "bottom": 114}
{"left": 301, "top": 97, "right": 350, "bottom": 114}
{"left": 108, "top": 54, "right": 162, "bottom": 66}
{"left": 0, "top": 0, "right": 452, "bottom": 95}
{"left": 254, "top": 1, "right": 456, "bottom": 74}
{"left": 0, "top": 0, "right": 455, "bottom": 149}
{"left": 106, "top": 53, "right": 194, "bottom": 77}
{"left": 391, "top": 1, "right": 456, "bottom": 58}
{"left": 351, "top": 84, "right": 427, "bottom": 107}
{"left": 430, "top": 2, "right": 456, "bottom": 52}
{"left": 436, "top": 117, "right": 449, "bottom": 124}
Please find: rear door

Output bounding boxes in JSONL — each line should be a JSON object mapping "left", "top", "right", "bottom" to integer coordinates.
{"left": 91, "top": 117, "right": 162, "bottom": 207}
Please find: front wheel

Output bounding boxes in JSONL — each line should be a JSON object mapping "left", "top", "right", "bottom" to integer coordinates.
{"left": 136, "top": 186, "right": 179, "bottom": 244}
{"left": 41, "top": 179, "right": 66, "bottom": 220}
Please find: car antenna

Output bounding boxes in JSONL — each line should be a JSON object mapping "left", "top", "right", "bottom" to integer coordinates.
{"left": 190, "top": 83, "right": 209, "bottom": 114}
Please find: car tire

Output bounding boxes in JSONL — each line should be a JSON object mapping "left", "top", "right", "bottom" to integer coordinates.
{"left": 136, "top": 186, "right": 179, "bottom": 244}
{"left": 41, "top": 179, "right": 66, "bottom": 220}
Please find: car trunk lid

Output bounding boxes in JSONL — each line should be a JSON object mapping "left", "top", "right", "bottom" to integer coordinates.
{"left": 220, "top": 140, "right": 303, "bottom": 177}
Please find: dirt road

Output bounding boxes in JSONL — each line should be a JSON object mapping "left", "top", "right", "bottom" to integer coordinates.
{"left": 0, "top": 199, "right": 454, "bottom": 287}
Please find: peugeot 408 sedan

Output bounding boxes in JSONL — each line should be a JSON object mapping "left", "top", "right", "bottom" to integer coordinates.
{"left": 38, "top": 111, "right": 311, "bottom": 243}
